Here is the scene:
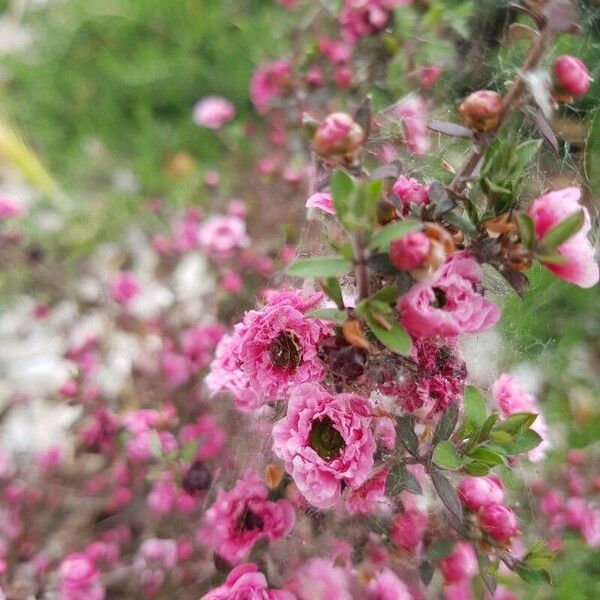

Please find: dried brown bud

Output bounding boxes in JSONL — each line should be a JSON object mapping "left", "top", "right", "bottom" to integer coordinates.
{"left": 459, "top": 90, "right": 503, "bottom": 132}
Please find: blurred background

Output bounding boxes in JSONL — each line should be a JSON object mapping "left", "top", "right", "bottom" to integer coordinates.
{"left": 0, "top": 0, "right": 598, "bottom": 598}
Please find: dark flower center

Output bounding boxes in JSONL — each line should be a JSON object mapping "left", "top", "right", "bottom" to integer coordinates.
{"left": 432, "top": 287, "right": 447, "bottom": 308}
{"left": 268, "top": 330, "right": 303, "bottom": 370}
{"left": 182, "top": 462, "right": 212, "bottom": 495}
{"left": 237, "top": 506, "right": 264, "bottom": 532}
{"left": 309, "top": 416, "right": 345, "bottom": 461}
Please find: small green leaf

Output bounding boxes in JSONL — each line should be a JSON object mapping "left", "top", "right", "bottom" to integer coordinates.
{"left": 287, "top": 257, "right": 353, "bottom": 278}
{"left": 514, "top": 139, "right": 542, "bottom": 170}
{"left": 467, "top": 447, "right": 505, "bottom": 467}
{"left": 515, "top": 567, "right": 552, "bottom": 586}
{"left": 306, "top": 308, "right": 347, "bottom": 323}
{"left": 430, "top": 467, "right": 463, "bottom": 521}
{"left": 395, "top": 415, "right": 419, "bottom": 456}
{"left": 516, "top": 213, "right": 535, "bottom": 249}
{"left": 541, "top": 210, "right": 585, "bottom": 250}
{"left": 366, "top": 313, "right": 412, "bottom": 355}
{"left": 319, "top": 277, "right": 345, "bottom": 309}
{"left": 463, "top": 461, "right": 491, "bottom": 476}
{"left": 330, "top": 169, "right": 354, "bottom": 220}
{"left": 433, "top": 440, "right": 462, "bottom": 469}
{"left": 464, "top": 386, "right": 487, "bottom": 427}
{"left": 180, "top": 439, "right": 200, "bottom": 462}
{"left": 495, "top": 412, "right": 537, "bottom": 434}
{"left": 498, "top": 428, "right": 543, "bottom": 455}
{"left": 431, "top": 403, "right": 459, "bottom": 446}
{"left": 385, "top": 462, "right": 422, "bottom": 495}
{"left": 534, "top": 252, "right": 568, "bottom": 265}
{"left": 369, "top": 219, "right": 421, "bottom": 252}
{"left": 425, "top": 539, "right": 455, "bottom": 561}
{"left": 444, "top": 210, "right": 477, "bottom": 236}
{"left": 369, "top": 285, "right": 399, "bottom": 304}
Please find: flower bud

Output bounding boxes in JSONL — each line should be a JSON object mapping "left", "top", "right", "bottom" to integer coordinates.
{"left": 391, "top": 510, "right": 428, "bottom": 551}
{"left": 389, "top": 232, "right": 430, "bottom": 271}
{"left": 553, "top": 55, "right": 591, "bottom": 97}
{"left": 480, "top": 503, "right": 518, "bottom": 542}
{"left": 459, "top": 90, "right": 503, "bottom": 132}
{"left": 182, "top": 462, "right": 212, "bottom": 496}
{"left": 439, "top": 542, "right": 478, "bottom": 583}
{"left": 391, "top": 176, "right": 430, "bottom": 214}
{"left": 311, "top": 112, "right": 365, "bottom": 158}
{"left": 458, "top": 476, "right": 504, "bottom": 512}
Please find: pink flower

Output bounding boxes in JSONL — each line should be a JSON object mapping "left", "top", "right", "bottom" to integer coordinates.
{"left": 193, "top": 96, "right": 235, "bottom": 129}
{"left": 392, "top": 95, "right": 430, "bottom": 155}
{"left": 173, "top": 208, "right": 201, "bottom": 250}
{"left": 58, "top": 553, "right": 105, "bottom": 600}
{"left": 181, "top": 323, "right": 225, "bottom": 372}
{"left": 391, "top": 510, "right": 428, "bottom": 552}
{"left": 366, "top": 567, "right": 412, "bottom": 600}
{"left": 421, "top": 64, "right": 442, "bottom": 90}
{"left": 272, "top": 383, "right": 375, "bottom": 509}
{"left": 250, "top": 60, "right": 291, "bottom": 112}
{"left": 318, "top": 38, "right": 352, "bottom": 65}
{"left": 306, "top": 192, "right": 335, "bottom": 215}
{"left": 439, "top": 542, "right": 477, "bottom": 584}
{"left": 554, "top": 55, "right": 591, "bottom": 97}
{"left": 389, "top": 231, "right": 430, "bottom": 271}
{"left": 581, "top": 507, "right": 600, "bottom": 548}
{"left": 492, "top": 373, "right": 550, "bottom": 462}
{"left": 199, "top": 215, "right": 250, "bottom": 258}
{"left": 346, "top": 468, "right": 389, "bottom": 515}
{"left": 565, "top": 497, "right": 586, "bottom": 529}
{"left": 392, "top": 176, "right": 430, "bottom": 212}
{"left": 480, "top": 504, "right": 518, "bottom": 542}
{"left": 134, "top": 538, "right": 177, "bottom": 596}
{"left": 399, "top": 252, "right": 501, "bottom": 338}
{"left": 109, "top": 272, "right": 141, "bottom": 305}
{"left": 200, "top": 470, "right": 295, "bottom": 564}
{"left": 340, "top": 0, "right": 413, "bottom": 43}
{"left": 528, "top": 187, "right": 599, "bottom": 288}
{"left": 286, "top": 558, "right": 351, "bottom": 600}
{"left": 209, "top": 291, "right": 331, "bottom": 408}
{"left": 0, "top": 196, "right": 24, "bottom": 219}
{"left": 445, "top": 581, "right": 473, "bottom": 600}
{"left": 458, "top": 476, "right": 505, "bottom": 512}
{"left": 201, "top": 563, "right": 296, "bottom": 600}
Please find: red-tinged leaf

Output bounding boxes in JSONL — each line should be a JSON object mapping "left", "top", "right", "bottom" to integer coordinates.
{"left": 525, "top": 109, "right": 558, "bottom": 154}
{"left": 428, "top": 121, "right": 474, "bottom": 139}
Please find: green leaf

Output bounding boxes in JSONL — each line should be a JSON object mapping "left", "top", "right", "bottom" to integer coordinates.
{"left": 431, "top": 403, "right": 459, "bottom": 445}
{"left": 385, "top": 462, "right": 422, "bottom": 495}
{"left": 365, "top": 313, "right": 412, "bottom": 355}
{"left": 514, "top": 139, "right": 542, "bottom": 171}
{"left": 525, "top": 541, "right": 555, "bottom": 570}
{"left": 478, "top": 551, "right": 498, "bottom": 595}
{"left": 467, "top": 447, "right": 505, "bottom": 467}
{"left": 369, "top": 285, "right": 399, "bottom": 305}
{"left": 534, "top": 252, "right": 568, "bottom": 265}
{"left": 516, "top": 567, "right": 552, "bottom": 586}
{"left": 430, "top": 467, "right": 463, "bottom": 521}
{"left": 319, "top": 277, "right": 344, "bottom": 309}
{"left": 287, "top": 257, "right": 353, "bottom": 278}
{"left": 499, "top": 428, "right": 543, "bottom": 455}
{"left": 463, "top": 461, "right": 491, "bottom": 476}
{"left": 306, "top": 308, "right": 347, "bottom": 323}
{"left": 444, "top": 210, "right": 477, "bottom": 236}
{"left": 464, "top": 386, "right": 487, "bottom": 427}
{"left": 180, "top": 439, "right": 200, "bottom": 462}
{"left": 330, "top": 169, "right": 354, "bottom": 220}
{"left": 369, "top": 219, "right": 421, "bottom": 252}
{"left": 585, "top": 109, "right": 600, "bottom": 194}
{"left": 495, "top": 412, "right": 537, "bottom": 434}
{"left": 395, "top": 415, "right": 419, "bottom": 456}
{"left": 541, "top": 210, "right": 585, "bottom": 250}
{"left": 516, "top": 213, "right": 535, "bottom": 249}
{"left": 425, "top": 539, "right": 455, "bottom": 561}
{"left": 433, "top": 440, "right": 462, "bottom": 469}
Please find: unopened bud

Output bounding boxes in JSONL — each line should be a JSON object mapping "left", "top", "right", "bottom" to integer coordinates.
{"left": 459, "top": 90, "right": 503, "bottom": 132}
{"left": 553, "top": 55, "right": 591, "bottom": 98}
{"left": 311, "top": 112, "right": 365, "bottom": 159}
{"left": 389, "top": 231, "right": 430, "bottom": 271}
